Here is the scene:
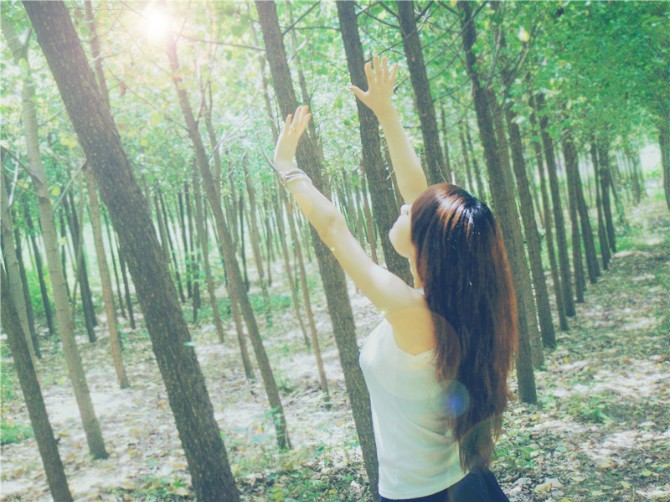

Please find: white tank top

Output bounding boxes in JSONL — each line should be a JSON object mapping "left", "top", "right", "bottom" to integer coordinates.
{"left": 360, "top": 317, "right": 468, "bottom": 499}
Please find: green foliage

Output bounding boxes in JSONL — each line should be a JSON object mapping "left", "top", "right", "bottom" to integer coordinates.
{"left": 0, "top": 420, "right": 33, "bottom": 445}
{"left": 566, "top": 394, "right": 613, "bottom": 425}
{"left": 25, "top": 270, "right": 53, "bottom": 319}
{"left": 107, "top": 476, "right": 191, "bottom": 501}
{"left": 217, "top": 292, "right": 292, "bottom": 321}
{"left": 1, "top": 363, "right": 18, "bottom": 404}
{"left": 494, "top": 430, "right": 537, "bottom": 470}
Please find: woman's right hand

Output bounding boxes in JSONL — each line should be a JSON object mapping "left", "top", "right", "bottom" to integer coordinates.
{"left": 348, "top": 55, "right": 398, "bottom": 118}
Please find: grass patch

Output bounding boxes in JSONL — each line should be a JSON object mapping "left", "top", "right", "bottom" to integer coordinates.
{"left": 107, "top": 476, "right": 191, "bottom": 501}
{"left": 0, "top": 421, "right": 33, "bottom": 445}
{"left": 565, "top": 393, "right": 613, "bottom": 424}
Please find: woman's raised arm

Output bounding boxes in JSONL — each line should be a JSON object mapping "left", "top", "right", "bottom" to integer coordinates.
{"left": 348, "top": 56, "right": 428, "bottom": 204}
{"left": 273, "top": 106, "right": 416, "bottom": 312}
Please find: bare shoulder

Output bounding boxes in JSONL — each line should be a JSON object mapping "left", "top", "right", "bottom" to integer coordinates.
{"left": 385, "top": 289, "right": 435, "bottom": 355}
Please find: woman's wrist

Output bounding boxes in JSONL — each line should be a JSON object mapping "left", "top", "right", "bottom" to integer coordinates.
{"left": 374, "top": 104, "right": 398, "bottom": 125}
{"left": 274, "top": 158, "right": 296, "bottom": 172}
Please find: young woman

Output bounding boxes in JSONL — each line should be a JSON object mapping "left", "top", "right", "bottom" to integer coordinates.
{"left": 272, "top": 56, "right": 514, "bottom": 502}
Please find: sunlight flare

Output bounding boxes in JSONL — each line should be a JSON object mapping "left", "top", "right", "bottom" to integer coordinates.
{"left": 142, "top": 4, "right": 173, "bottom": 42}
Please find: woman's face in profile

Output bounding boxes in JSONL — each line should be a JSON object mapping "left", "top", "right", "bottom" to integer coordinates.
{"left": 390, "top": 203, "right": 413, "bottom": 258}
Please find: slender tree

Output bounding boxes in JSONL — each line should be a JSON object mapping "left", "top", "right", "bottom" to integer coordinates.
{"left": 1, "top": 267, "right": 73, "bottom": 502}
{"left": 3, "top": 9, "right": 108, "bottom": 459}
{"left": 337, "top": 0, "right": 411, "bottom": 284}
{"left": 397, "top": 1, "right": 446, "bottom": 185}
{"left": 459, "top": 0, "right": 536, "bottom": 403}
{"left": 24, "top": 2, "right": 238, "bottom": 498}
{"left": 256, "top": 2, "right": 379, "bottom": 495}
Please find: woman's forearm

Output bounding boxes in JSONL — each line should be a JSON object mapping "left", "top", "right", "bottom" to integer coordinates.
{"left": 285, "top": 178, "right": 341, "bottom": 246}
{"left": 377, "top": 106, "right": 428, "bottom": 204}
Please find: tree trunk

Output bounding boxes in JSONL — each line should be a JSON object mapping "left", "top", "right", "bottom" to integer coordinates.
{"left": 6, "top": 8, "right": 108, "bottom": 459}
{"left": 63, "top": 188, "right": 97, "bottom": 341}
{"left": 192, "top": 172, "right": 226, "bottom": 345}
{"left": 440, "top": 106, "right": 454, "bottom": 184}
{"left": 256, "top": 1, "right": 379, "bottom": 495}
{"left": 489, "top": 94, "right": 544, "bottom": 368}
{"left": 459, "top": 123, "right": 475, "bottom": 193}
{"left": 597, "top": 137, "right": 617, "bottom": 252}
{"left": 563, "top": 133, "right": 599, "bottom": 284}
{"left": 561, "top": 139, "right": 586, "bottom": 303}
{"left": 504, "top": 108, "right": 556, "bottom": 349}
{"left": 397, "top": 0, "right": 446, "bottom": 185}
{"left": 533, "top": 93, "right": 576, "bottom": 317}
{"left": 1, "top": 174, "right": 38, "bottom": 362}
{"left": 177, "top": 191, "right": 192, "bottom": 300}
{"left": 459, "top": 0, "right": 537, "bottom": 403}
{"left": 166, "top": 30, "right": 289, "bottom": 451}
{"left": 465, "top": 119, "right": 487, "bottom": 201}
{"left": 528, "top": 107, "right": 568, "bottom": 331}
{"left": 242, "top": 161, "right": 271, "bottom": 323}
{"left": 1, "top": 268, "right": 73, "bottom": 502}
{"left": 25, "top": 3, "right": 238, "bottom": 498}
{"left": 14, "top": 224, "right": 40, "bottom": 356}
{"left": 278, "top": 185, "right": 331, "bottom": 404}
{"left": 337, "top": 1, "right": 411, "bottom": 284}
{"left": 660, "top": 124, "right": 670, "bottom": 212}
{"left": 24, "top": 204, "right": 55, "bottom": 336}
{"left": 590, "top": 141, "right": 611, "bottom": 269}
{"left": 86, "top": 167, "right": 129, "bottom": 389}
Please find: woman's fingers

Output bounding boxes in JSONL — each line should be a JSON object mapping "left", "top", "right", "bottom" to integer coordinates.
{"left": 389, "top": 63, "right": 399, "bottom": 84}
{"left": 374, "top": 55, "right": 381, "bottom": 81}
{"left": 381, "top": 56, "right": 389, "bottom": 81}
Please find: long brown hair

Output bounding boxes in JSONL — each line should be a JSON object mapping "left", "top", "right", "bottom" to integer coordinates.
{"left": 410, "top": 183, "right": 517, "bottom": 471}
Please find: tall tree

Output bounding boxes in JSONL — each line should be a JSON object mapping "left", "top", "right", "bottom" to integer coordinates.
{"left": 165, "top": 30, "right": 290, "bottom": 451}
{"left": 533, "top": 93, "right": 576, "bottom": 317}
{"left": 337, "top": 0, "right": 412, "bottom": 285}
{"left": 23, "top": 2, "right": 238, "bottom": 499}
{"left": 256, "top": 2, "right": 379, "bottom": 496}
{"left": 3, "top": 9, "right": 108, "bottom": 459}
{"left": 397, "top": 1, "right": 446, "bottom": 185}
{"left": 1, "top": 267, "right": 73, "bottom": 502}
{"left": 459, "top": 0, "right": 537, "bottom": 403}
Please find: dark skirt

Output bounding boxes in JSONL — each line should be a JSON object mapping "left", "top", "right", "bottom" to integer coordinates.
{"left": 378, "top": 467, "right": 510, "bottom": 502}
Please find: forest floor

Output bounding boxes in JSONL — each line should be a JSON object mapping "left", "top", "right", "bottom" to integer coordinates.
{"left": 1, "top": 194, "right": 669, "bottom": 502}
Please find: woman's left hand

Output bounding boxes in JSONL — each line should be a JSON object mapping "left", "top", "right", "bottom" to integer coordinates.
{"left": 274, "top": 105, "right": 311, "bottom": 171}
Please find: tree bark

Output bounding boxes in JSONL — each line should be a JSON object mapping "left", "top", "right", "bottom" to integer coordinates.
{"left": 337, "top": 1, "right": 411, "bottom": 284}
{"left": 256, "top": 2, "right": 379, "bottom": 495}
{"left": 25, "top": 2, "right": 238, "bottom": 498}
{"left": 397, "top": 0, "right": 446, "bottom": 185}
{"left": 489, "top": 94, "right": 544, "bottom": 368}
{"left": 459, "top": 0, "right": 537, "bottom": 403}
{"left": 1, "top": 267, "right": 73, "bottom": 502}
